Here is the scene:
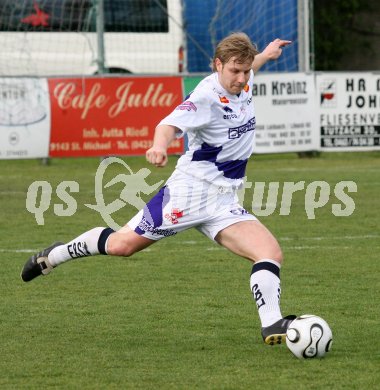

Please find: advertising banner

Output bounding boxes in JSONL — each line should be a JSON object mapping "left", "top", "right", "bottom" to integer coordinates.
{"left": 253, "top": 73, "right": 318, "bottom": 153}
{"left": 0, "top": 78, "right": 50, "bottom": 159}
{"left": 48, "top": 76, "right": 184, "bottom": 157}
{"left": 317, "top": 72, "right": 380, "bottom": 151}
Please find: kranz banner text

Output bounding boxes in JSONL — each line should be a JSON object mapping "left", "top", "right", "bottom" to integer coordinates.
{"left": 252, "top": 72, "right": 319, "bottom": 153}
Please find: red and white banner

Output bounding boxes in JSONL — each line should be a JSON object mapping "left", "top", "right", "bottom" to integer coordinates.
{"left": 0, "top": 78, "right": 50, "bottom": 159}
{"left": 48, "top": 76, "right": 184, "bottom": 157}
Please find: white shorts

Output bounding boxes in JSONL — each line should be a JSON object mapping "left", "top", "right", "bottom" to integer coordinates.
{"left": 127, "top": 170, "right": 256, "bottom": 241}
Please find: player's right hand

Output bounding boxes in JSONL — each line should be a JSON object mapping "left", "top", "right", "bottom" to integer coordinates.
{"left": 146, "top": 146, "right": 168, "bottom": 167}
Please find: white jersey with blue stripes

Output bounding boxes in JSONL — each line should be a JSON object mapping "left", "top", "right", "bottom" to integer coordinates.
{"left": 158, "top": 70, "right": 256, "bottom": 188}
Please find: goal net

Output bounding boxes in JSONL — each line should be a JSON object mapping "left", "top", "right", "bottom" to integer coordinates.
{"left": 0, "top": 0, "right": 184, "bottom": 76}
{"left": 0, "top": 0, "right": 301, "bottom": 76}
{"left": 184, "top": 0, "right": 300, "bottom": 73}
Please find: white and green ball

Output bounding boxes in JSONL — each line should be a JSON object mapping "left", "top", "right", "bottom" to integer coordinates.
{"left": 286, "top": 314, "right": 333, "bottom": 359}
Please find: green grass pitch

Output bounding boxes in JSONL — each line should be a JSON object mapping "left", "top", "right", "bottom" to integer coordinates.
{"left": 0, "top": 152, "right": 379, "bottom": 389}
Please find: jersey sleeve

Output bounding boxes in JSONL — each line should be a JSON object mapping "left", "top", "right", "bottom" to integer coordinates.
{"left": 157, "top": 87, "right": 212, "bottom": 138}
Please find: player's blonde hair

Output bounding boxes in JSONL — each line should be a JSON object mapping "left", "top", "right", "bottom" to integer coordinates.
{"left": 211, "top": 32, "right": 258, "bottom": 71}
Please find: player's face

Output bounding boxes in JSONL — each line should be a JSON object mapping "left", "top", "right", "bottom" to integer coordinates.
{"left": 216, "top": 57, "right": 251, "bottom": 95}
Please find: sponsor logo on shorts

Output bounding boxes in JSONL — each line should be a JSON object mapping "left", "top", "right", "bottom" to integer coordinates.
{"left": 164, "top": 208, "right": 184, "bottom": 224}
{"left": 230, "top": 207, "right": 250, "bottom": 216}
{"left": 138, "top": 216, "right": 177, "bottom": 237}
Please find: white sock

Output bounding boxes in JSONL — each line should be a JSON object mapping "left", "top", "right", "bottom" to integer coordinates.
{"left": 249, "top": 259, "right": 282, "bottom": 327}
{"left": 48, "top": 227, "right": 107, "bottom": 267}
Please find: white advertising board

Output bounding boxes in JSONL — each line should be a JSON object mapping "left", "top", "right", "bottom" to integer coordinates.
{"left": 253, "top": 72, "right": 318, "bottom": 153}
{"left": 0, "top": 78, "right": 50, "bottom": 159}
{"left": 317, "top": 72, "right": 380, "bottom": 151}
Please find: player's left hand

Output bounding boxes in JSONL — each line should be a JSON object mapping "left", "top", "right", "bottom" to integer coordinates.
{"left": 262, "top": 38, "right": 292, "bottom": 61}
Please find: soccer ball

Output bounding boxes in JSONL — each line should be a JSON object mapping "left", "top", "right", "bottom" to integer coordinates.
{"left": 286, "top": 315, "right": 333, "bottom": 359}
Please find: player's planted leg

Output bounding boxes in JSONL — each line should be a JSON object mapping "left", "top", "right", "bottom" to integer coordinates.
{"left": 250, "top": 259, "right": 296, "bottom": 345}
{"left": 261, "top": 315, "right": 296, "bottom": 345}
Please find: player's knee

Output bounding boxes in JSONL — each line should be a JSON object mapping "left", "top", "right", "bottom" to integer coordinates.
{"left": 255, "top": 245, "right": 283, "bottom": 264}
{"left": 272, "top": 247, "right": 284, "bottom": 264}
{"left": 248, "top": 246, "right": 283, "bottom": 264}
{"left": 267, "top": 239, "right": 284, "bottom": 264}
{"left": 106, "top": 229, "right": 154, "bottom": 257}
{"left": 107, "top": 237, "right": 137, "bottom": 257}
{"left": 113, "top": 245, "right": 135, "bottom": 257}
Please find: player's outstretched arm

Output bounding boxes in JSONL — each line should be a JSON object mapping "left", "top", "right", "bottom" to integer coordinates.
{"left": 146, "top": 124, "right": 178, "bottom": 167}
{"left": 252, "top": 38, "right": 292, "bottom": 74}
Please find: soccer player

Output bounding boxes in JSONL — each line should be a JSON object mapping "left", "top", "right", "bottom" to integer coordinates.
{"left": 21, "top": 33, "right": 295, "bottom": 345}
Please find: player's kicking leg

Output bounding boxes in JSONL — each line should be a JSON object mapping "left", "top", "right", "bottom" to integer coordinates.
{"left": 21, "top": 226, "right": 154, "bottom": 282}
{"left": 21, "top": 242, "right": 64, "bottom": 282}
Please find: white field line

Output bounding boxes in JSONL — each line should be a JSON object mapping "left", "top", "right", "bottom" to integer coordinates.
{"left": 279, "top": 234, "right": 379, "bottom": 241}
{"left": 2, "top": 234, "right": 378, "bottom": 254}
{"left": 256, "top": 167, "right": 380, "bottom": 173}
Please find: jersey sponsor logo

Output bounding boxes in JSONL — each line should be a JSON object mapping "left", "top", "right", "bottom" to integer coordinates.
{"left": 223, "top": 105, "right": 237, "bottom": 119}
{"left": 228, "top": 117, "right": 256, "bottom": 139}
{"left": 176, "top": 100, "right": 197, "bottom": 112}
{"left": 244, "top": 84, "right": 249, "bottom": 92}
{"left": 223, "top": 114, "right": 238, "bottom": 119}
{"left": 219, "top": 96, "right": 229, "bottom": 103}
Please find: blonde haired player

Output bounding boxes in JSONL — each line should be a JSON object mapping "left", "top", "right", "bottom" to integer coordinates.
{"left": 22, "top": 33, "right": 295, "bottom": 345}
